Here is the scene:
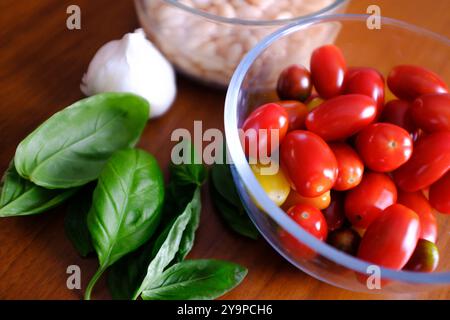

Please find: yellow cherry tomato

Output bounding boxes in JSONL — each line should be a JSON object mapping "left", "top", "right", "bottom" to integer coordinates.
{"left": 251, "top": 163, "right": 291, "bottom": 207}
{"left": 282, "top": 189, "right": 331, "bottom": 210}
{"left": 306, "top": 97, "right": 324, "bottom": 111}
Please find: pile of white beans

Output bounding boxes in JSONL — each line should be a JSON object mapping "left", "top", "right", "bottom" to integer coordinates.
{"left": 137, "top": 0, "right": 345, "bottom": 87}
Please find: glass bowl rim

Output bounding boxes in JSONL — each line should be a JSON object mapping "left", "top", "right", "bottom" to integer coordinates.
{"left": 137, "top": 0, "right": 349, "bottom": 26}
{"left": 224, "top": 13, "right": 450, "bottom": 284}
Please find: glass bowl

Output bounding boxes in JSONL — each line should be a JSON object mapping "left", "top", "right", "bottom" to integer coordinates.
{"left": 134, "top": 0, "right": 348, "bottom": 88}
{"left": 224, "top": 14, "right": 450, "bottom": 293}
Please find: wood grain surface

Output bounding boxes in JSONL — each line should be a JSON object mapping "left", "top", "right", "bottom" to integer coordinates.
{"left": 0, "top": 0, "right": 449, "bottom": 300}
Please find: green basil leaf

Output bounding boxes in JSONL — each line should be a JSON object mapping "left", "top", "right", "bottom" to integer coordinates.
{"left": 64, "top": 185, "right": 95, "bottom": 257}
{"left": 0, "top": 163, "right": 77, "bottom": 217}
{"left": 210, "top": 164, "right": 240, "bottom": 206}
{"left": 170, "top": 141, "right": 206, "bottom": 187}
{"left": 14, "top": 93, "right": 149, "bottom": 189}
{"left": 85, "top": 148, "right": 164, "bottom": 299}
{"left": 141, "top": 259, "right": 247, "bottom": 300}
{"left": 210, "top": 183, "right": 259, "bottom": 240}
{"left": 132, "top": 188, "right": 201, "bottom": 300}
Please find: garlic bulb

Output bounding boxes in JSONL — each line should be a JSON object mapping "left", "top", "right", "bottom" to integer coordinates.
{"left": 81, "top": 29, "right": 176, "bottom": 119}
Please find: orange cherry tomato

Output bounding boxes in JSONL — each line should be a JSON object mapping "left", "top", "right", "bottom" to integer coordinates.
{"left": 282, "top": 189, "right": 331, "bottom": 210}
{"left": 330, "top": 143, "right": 364, "bottom": 191}
{"left": 274, "top": 100, "right": 309, "bottom": 131}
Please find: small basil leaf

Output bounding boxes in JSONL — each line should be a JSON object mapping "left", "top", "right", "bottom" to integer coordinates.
{"left": 210, "top": 183, "right": 259, "bottom": 240}
{"left": 210, "top": 164, "right": 240, "bottom": 205}
{"left": 141, "top": 259, "right": 247, "bottom": 300}
{"left": 64, "top": 185, "right": 95, "bottom": 257}
{"left": 170, "top": 141, "right": 206, "bottom": 187}
{"left": 133, "top": 188, "right": 201, "bottom": 300}
{"left": 14, "top": 93, "right": 149, "bottom": 189}
{"left": 0, "top": 163, "right": 77, "bottom": 217}
{"left": 85, "top": 148, "right": 164, "bottom": 299}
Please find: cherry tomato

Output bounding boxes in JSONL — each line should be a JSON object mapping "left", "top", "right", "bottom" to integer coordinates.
{"left": 241, "top": 103, "right": 289, "bottom": 158}
{"left": 251, "top": 163, "right": 291, "bottom": 207}
{"left": 330, "top": 143, "right": 364, "bottom": 190}
{"left": 358, "top": 204, "right": 420, "bottom": 269}
{"left": 356, "top": 123, "right": 413, "bottom": 172}
{"left": 393, "top": 132, "right": 450, "bottom": 192}
{"left": 410, "top": 93, "right": 450, "bottom": 133}
{"left": 279, "top": 204, "right": 328, "bottom": 259}
{"left": 322, "top": 191, "right": 346, "bottom": 231}
{"left": 328, "top": 228, "right": 361, "bottom": 256}
{"left": 343, "top": 67, "right": 385, "bottom": 115}
{"left": 345, "top": 172, "right": 397, "bottom": 229}
{"left": 387, "top": 65, "right": 448, "bottom": 101}
{"left": 277, "top": 65, "right": 312, "bottom": 102}
{"left": 397, "top": 191, "right": 438, "bottom": 243}
{"left": 306, "top": 96, "right": 324, "bottom": 111}
{"left": 282, "top": 189, "right": 331, "bottom": 211}
{"left": 305, "top": 94, "right": 377, "bottom": 141}
{"left": 429, "top": 171, "right": 450, "bottom": 214}
{"left": 280, "top": 130, "right": 338, "bottom": 197}
{"left": 310, "top": 45, "right": 347, "bottom": 98}
{"left": 380, "top": 99, "right": 415, "bottom": 132}
{"left": 274, "top": 100, "right": 309, "bottom": 131}
{"left": 404, "top": 239, "right": 439, "bottom": 272}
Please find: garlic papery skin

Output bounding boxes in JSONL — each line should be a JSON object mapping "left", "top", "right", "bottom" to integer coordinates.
{"left": 81, "top": 29, "right": 176, "bottom": 119}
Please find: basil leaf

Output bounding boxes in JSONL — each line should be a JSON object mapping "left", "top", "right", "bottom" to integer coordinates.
{"left": 14, "top": 93, "right": 149, "bottom": 189}
{"left": 210, "top": 185, "right": 259, "bottom": 239}
{"left": 85, "top": 148, "right": 164, "bottom": 299}
{"left": 210, "top": 164, "right": 240, "bottom": 205}
{"left": 64, "top": 185, "right": 95, "bottom": 257}
{"left": 141, "top": 259, "right": 247, "bottom": 300}
{"left": 170, "top": 141, "right": 206, "bottom": 187}
{"left": 0, "top": 163, "right": 77, "bottom": 217}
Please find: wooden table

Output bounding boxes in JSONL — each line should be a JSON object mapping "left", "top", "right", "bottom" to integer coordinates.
{"left": 0, "top": 0, "right": 448, "bottom": 300}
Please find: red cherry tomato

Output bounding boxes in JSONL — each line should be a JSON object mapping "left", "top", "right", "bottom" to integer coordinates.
{"left": 276, "top": 65, "right": 312, "bottom": 102}
{"left": 343, "top": 67, "right": 385, "bottom": 115}
{"left": 305, "top": 94, "right": 377, "bottom": 141}
{"left": 355, "top": 123, "right": 413, "bottom": 172}
{"left": 241, "top": 103, "right": 289, "bottom": 158}
{"left": 310, "top": 45, "right": 347, "bottom": 99}
{"left": 345, "top": 172, "right": 397, "bottom": 229}
{"left": 393, "top": 132, "right": 450, "bottom": 192}
{"left": 397, "top": 191, "right": 438, "bottom": 243}
{"left": 274, "top": 100, "right": 309, "bottom": 131}
{"left": 380, "top": 99, "right": 415, "bottom": 132}
{"left": 358, "top": 204, "right": 420, "bottom": 269}
{"left": 279, "top": 204, "right": 328, "bottom": 259}
{"left": 429, "top": 172, "right": 450, "bottom": 214}
{"left": 280, "top": 130, "right": 338, "bottom": 197}
{"left": 329, "top": 143, "right": 364, "bottom": 191}
{"left": 387, "top": 65, "right": 448, "bottom": 101}
{"left": 410, "top": 93, "right": 450, "bottom": 133}
{"left": 322, "top": 191, "right": 346, "bottom": 231}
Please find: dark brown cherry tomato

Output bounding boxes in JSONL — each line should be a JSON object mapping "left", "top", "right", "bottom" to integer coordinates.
{"left": 397, "top": 191, "right": 438, "bottom": 243}
{"left": 429, "top": 172, "right": 450, "bottom": 214}
{"left": 380, "top": 99, "right": 415, "bottom": 132}
{"left": 345, "top": 172, "right": 397, "bottom": 229}
{"left": 322, "top": 191, "right": 346, "bottom": 231}
{"left": 404, "top": 239, "right": 439, "bottom": 272}
{"left": 279, "top": 204, "right": 328, "bottom": 259}
{"left": 329, "top": 143, "right": 364, "bottom": 191}
{"left": 387, "top": 65, "right": 448, "bottom": 101}
{"left": 410, "top": 93, "right": 450, "bottom": 133}
{"left": 310, "top": 45, "right": 347, "bottom": 99}
{"left": 393, "top": 132, "right": 450, "bottom": 192}
{"left": 241, "top": 103, "right": 289, "bottom": 158}
{"left": 305, "top": 94, "right": 377, "bottom": 141}
{"left": 327, "top": 228, "right": 361, "bottom": 256}
{"left": 277, "top": 65, "right": 312, "bottom": 102}
{"left": 274, "top": 100, "right": 309, "bottom": 131}
{"left": 281, "top": 130, "right": 338, "bottom": 197}
{"left": 343, "top": 67, "right": 385, "bottom": 115}
{"left": 358, "top": 204, "right": 420, "bottom": 269}
{"left": 355, "top": 123, "right": 413, "bottom": 172}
